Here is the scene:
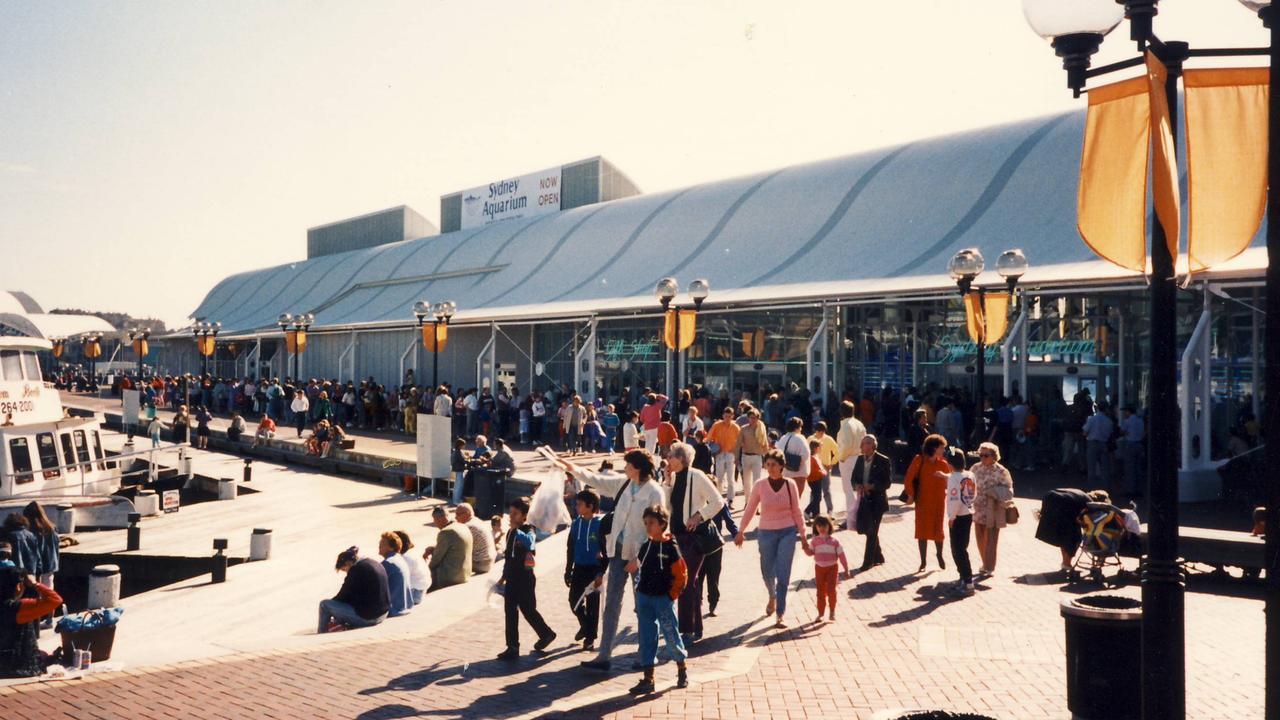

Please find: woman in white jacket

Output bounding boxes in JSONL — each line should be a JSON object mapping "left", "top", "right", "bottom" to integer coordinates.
{"left": 552, "top": 449, "right": 668, "bottom": 672}
{"left": 664, "top": 442, "right": 725, "bottom": 644}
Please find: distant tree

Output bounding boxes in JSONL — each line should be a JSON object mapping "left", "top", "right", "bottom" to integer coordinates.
{"left": 49, "top": 308, "right": 168, "bottom": 334}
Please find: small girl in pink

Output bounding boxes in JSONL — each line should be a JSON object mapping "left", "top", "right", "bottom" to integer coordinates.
{"left": 807, "top": 515, "right": 849, "bottom": 621}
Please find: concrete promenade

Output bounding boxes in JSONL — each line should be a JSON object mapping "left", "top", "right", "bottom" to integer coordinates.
{"left": 0, "top": 427, "right": 1263, "bottom": 719}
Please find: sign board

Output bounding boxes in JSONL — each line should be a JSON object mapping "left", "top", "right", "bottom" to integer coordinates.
{"left": 459, "top": 166, "right": 561, "bottom": 229}
{"left": 416, "top": 413, "right": 452, "bottom": 480}
{"left": 122, "top": 389, "right": 141, "bottom": 427}
{"left": 162, "top": 490, "right": 180, "bottom": 513}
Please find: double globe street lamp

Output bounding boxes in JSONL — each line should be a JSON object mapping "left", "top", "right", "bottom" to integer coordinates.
{"left": 277, "top": 313, "right": 313, "bottom": 381}
{"left": 1021, "top": 2, "right": 1280, "bottom": 717}
{"left": 947, "top": 248, "right": 1027, "bottom": 450}
{"left": 412, "top": 300, "right": 456, "bottom": 390}
{"left": 127, "top": 327, "right": 151, "bottom": 380}
{"left": 654, "top": 277, "right": 710, "bottom": 415}
{"left": 192, "top": 321, "right": 221, "bottom": 378}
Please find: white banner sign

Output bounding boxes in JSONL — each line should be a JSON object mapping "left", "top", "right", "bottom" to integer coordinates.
{"left": 460, "top": 166, "right": 562, "bottom": 229}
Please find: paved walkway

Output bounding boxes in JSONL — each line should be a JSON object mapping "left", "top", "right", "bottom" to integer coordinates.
{"left": 1, "top": 468, "right": 1263, "bottom": 719}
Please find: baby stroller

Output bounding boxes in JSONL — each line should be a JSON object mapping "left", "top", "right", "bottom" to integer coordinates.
{"left": 1069, "top": 502, "right": 1131, "bottom": 586}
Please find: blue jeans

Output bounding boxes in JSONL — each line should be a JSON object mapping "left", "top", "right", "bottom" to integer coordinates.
{"left": 452, "top": 470, "right": 466, "bottom": 505}
{"left": 594, "top": 555, "right": 630, "bottom": 661}
{"left": 318, "top": 599, "right": 385, "bottom": 633}
{"left": 635, "top": 591, "right": 686, "bottom": 668}
{"left": 757, "top": 527, "right": 799, "bottom": 618}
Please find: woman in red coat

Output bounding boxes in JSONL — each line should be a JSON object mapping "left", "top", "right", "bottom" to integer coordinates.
{"left": 905, "top": 434, "right": 953, "bottom": 572}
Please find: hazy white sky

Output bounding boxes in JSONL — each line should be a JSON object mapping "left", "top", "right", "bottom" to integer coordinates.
{"left": 0, "top": 0, "right": 1267, "bottom": 328}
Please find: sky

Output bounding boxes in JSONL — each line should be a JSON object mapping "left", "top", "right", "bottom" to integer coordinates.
{"left": 0, "top": 0, "right": 1268, "bottom": 329}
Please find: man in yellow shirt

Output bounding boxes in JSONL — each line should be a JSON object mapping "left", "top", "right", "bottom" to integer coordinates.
{"left": 706, "top": 408, "right": 742, "bottom": 503}
{"left": 806, "top": 421, "right": 840, "bottom": 517}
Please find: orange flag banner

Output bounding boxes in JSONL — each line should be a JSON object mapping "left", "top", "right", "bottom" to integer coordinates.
{"left": 294, "top": 329, "right": 307, "bottom": 355}
{"left": 284, "top": 330, "right": 297, "bottom": 354}
{"left": 422, "top": 323, "right": 448, "bottom": 352}
{"left": 964, "top": 293, "right": 1011, "bottom": 345}
{"left": 52, "top": 341, "right": 64, "bottom": 359}
{"left": 1078, "top": 74, "right": 1150, "bottom": 272}
{"left": 198, "top": 335, "right": 217, "bottom": 357}
{"left": 83, "top": 339, "right": 102, "bottom": 360}
{"left": 132, "top": 338, "right": 149, "bottom": 357}
{"left": 1146, "top": 53, "right": 1181, "bottom": 263}
{"left": 1184, "top": 67, "right": 1269, "bottom": 273}
{"left": 663, "top": 309, "right": 697, "bottom": 351}
{"left": 742, "top": 328, "right": 766, "bottom": 359}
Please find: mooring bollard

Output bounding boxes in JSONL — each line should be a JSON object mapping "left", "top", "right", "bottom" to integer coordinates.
{"left": 87, "top": 565, "right": 121, "bottom": 609}
{"left": 56, "top": 503, "right": 76, "bottom": 535}
{"left": 126, "top": 512, "right": 142, "bottom": 551}
{"left": 217, "top": 477, "right": 237, "bottom": 501}
{"left": 249, "top": 528, "right": 272, "bottom": 561}
{"left": 243, "top": 458, "right": 253, "bottom": 483}
{"left": 212, "top": 538, "right": 228, "bottom": 583}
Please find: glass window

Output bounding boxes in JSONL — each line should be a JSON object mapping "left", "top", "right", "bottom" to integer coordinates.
{"left": 0, "top": 350, "right": 21, "bottom": 381}
{"left": 91, "top": 430, "right": 108, "bottom": 471}
{"left": 20, "top": 352, "right": 39, "bottom": 382}
{"left": 9, "top": 437, "right": 34, "bottom": 484}
{"left": 36, "top": 432, "right": 59, "bottom": 479}
{"left": 59, "top": 433, "right": 74, "bottom": 470}
{"left": 73, "top": 430, "right": 91, "bottom": 465}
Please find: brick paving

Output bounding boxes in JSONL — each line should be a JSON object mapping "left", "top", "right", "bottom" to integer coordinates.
{"left": 1, "top": 491, "right": 1264, "bottom": 719}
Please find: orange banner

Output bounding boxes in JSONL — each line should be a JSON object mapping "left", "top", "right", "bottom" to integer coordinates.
{"left": 421, "top": 323, "right": 448, "bottom": 352}
{"left": 663, "top": 309, "right": 697, "bottom": 351}
{"left": 52, "top": 341, "right": 64, "bottom": 359}
{"left": 1146, "top": 53, "right": 1181, "bottom": 264}
{"left": 1078, "top": 74, "right": 1150, "bottom": 272}
{"left": 1184, "top": 67, "right": 1269, "bottom": 273}
{"left": 964, "top": 292, "right": 1010, "bottom": 345}
{"left": 131, "top": 338, "right": 149, "bottom": 357}
{"left": 197, "top": 335, "right": 216, "bottom": 357}
{"left": 742, "top": 328, "right": 766, "bottom": 359}
{"left": 83, "top": 338, "right": 102, "bottom": 359}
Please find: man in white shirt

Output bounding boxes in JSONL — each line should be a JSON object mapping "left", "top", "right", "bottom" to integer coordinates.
{"left": 1082, "top": 403, "right": 1115, "bottom": 488}
{"left": 1118, "top": 405, "right": 1145, "bottom": 497}
{"left": 454, "top": 503, "right": 495, "bottom": 574}
{"left": 835, "top": 400, "right": 867, "bottom": 531}
{"left": 433, "top": 386, "right": 452, "bottom": 417}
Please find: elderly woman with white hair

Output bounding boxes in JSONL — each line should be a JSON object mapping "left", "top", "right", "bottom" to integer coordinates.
{"left": 971, "top": 441, "right": 1015, "bottom": 576}
{"left": 663, "top": 442, "right": 725, "bottom": 645}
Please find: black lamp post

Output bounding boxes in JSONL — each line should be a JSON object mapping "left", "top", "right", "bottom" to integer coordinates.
{"left": 948, "top": 248, "right": 1027, "bottom": 449}
{"left": 654, "top": 277, "right": 710, "bottom": 416}
{"left": 1022, "top": 2, "right": 1278, "bottom": 717}
{"left": 192, "top": 321, "right": 221, "bottom": 378}
{"left": 277, "top": 313, "right": 313, "bottom": 381}
{"left": 413, "top": 299, "right": 455, "bottom": 391}
{"left": 127, "top": 327, "right": 150, "bottom": 381}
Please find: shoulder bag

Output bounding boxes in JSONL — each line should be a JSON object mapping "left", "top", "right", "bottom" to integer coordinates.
{"left": 782, "top": 434, "right": 804, "bottom": 472}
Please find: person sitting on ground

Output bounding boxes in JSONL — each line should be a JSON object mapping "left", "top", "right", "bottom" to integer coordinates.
{"left": 0, "top": 567, "right": 63, "bottom": 678}
{"left": 491, "top": 515, "right": 505, "bottom": 554}
{"left": 423, "top": 507, "right": 472, "bottom": 592}
{"left": 227, "top": 412, "right": 245, "bottom": 443}
{"left": 253, "top": 414, "right": 276, "bottom": 448}
{"left": 323, "top": 423, "right": 347, "bottom": 458}
{"left": 383, "top": 531, "right": 415, "bottom": 616}
{"left": 470, "top": 435, "right": 493, "bottom": 466}
{"left": 318, "top": 546, "right": 389, "bottom": 634}
{"left": 394, "top": 531, "right": 429, "bottom": 605}
{"left": 454, "top": 503, "right": 495, "bottom": 575}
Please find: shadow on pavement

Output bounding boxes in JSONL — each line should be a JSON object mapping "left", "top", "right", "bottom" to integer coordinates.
{"left": 869, "top": 582, "right": 963, "bottom": 627}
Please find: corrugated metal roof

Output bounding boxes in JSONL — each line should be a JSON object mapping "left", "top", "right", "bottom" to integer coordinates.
{"left": 190, "top": 109, "right": 1267, "bottom": 334}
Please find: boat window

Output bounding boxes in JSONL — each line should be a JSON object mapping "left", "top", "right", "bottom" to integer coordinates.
{"left": 9, "top": 437, "right": 34, "bottom": 484}
{"left": 21, "top": 352, "right": 40, "bottom": 382}
{"left": 36, "top": 432, "right": 60, "bottom": 479}
{"left": 0, "top": 351, "right": 21, "bottom": 381}
{"left": 60, "top": 433, "right": 75, "bottom": 470}
{"left": 93, "top": 431, "right": 112, "bottom": 471}
{"left": 73, "top": 430, "right": 91, "bottom": 465}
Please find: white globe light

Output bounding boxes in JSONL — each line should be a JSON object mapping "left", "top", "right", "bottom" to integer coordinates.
{"left": 996, "top": 249, "right": 1030, "bottom": 280}
{"left": 412, "top": 300, "right": 430, "bottom": 318}
{"left": 1021, "top": 0, "right": 1124, "bottom": 39}
{"left": 948, "top": 248, "right": 985, "bottom": 281}
{"left": 688, "top": 278, "right": 710, "bottom": 301}
{"left": 654, "top": 277, "right": 678, "bottom": 302}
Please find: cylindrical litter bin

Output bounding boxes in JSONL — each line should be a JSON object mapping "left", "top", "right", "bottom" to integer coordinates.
{"left": 1060, "top": 593, "right": 1142, "bottom": 720}
{"left": 55, "top": 503, "right": 76, "bottom": 534}
{"left": 87, "top": 564, "right": 122, "bottom": 609}
{"left": 471, "top": 468, "right": 510, "bottom": 519}
{"left": 250, "top": 528, "right": 273, "bottom": 561}
{"left": 217, "top": 477, "right": 237, "bottom": 501}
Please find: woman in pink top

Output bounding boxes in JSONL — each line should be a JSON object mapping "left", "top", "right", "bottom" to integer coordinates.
{"left": 734, "top": 449, "right": 811, "bottom": 627}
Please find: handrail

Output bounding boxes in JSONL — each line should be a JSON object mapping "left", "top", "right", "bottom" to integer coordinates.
{"left": 1, "top": 441, "right": 185, "bottom": 497}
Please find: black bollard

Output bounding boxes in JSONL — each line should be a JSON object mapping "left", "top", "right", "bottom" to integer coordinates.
{"left": 242, "top": 458, "right": 253, "bottom": 483}
{"left": 212, "top": 538, "right": 228, "bottom": 583}
{"left": 126, "top": 512, "right": 142, "bottom": 552}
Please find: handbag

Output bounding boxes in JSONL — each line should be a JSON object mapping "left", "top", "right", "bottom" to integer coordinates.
{"left": 782, "top": 434, "right": 804, "bottom": 472}
{"left": 1004, "top": 502, "right": 1020, "bottom": 525}
{"left": 680, "top": 471, "right": 723, "bottom": 554}
{"left": 597, "top": 479, "right": 631, "bottom": 539}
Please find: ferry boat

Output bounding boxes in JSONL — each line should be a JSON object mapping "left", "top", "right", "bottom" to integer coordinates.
{"left": 0, "top": 337, "right": 126, "bottom": 518}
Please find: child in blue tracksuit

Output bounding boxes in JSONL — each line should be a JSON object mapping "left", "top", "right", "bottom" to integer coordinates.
{"left": 565, "top": 489, "right": 605, "bottom": 651}
{"left": 496, "top": 497, "right": 556, "bottom": 660}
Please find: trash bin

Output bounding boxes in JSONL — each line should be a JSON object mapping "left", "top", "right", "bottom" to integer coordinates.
{"left": 470, "top": 468, "right": 510, "bottom": 519}
{"left": 1060, "top": 593, "right": 1142, "bottom": 720}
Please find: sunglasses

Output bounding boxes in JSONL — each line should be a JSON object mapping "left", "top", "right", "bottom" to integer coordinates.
{"left": 978, "top": 452, "right": 995, "bottom": 458}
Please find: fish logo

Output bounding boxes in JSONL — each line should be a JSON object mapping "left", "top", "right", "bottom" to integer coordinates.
{"left": 463, "top": 193, "right": 482, "bottom": 217}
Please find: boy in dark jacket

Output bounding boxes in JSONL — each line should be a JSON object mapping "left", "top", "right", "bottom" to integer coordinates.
{"left": 497, "top": 497, "right": 556, "bottom": 660}
{"left": 625, "top": 505, "right": 688, "bottom": 694}
{"left": 565, "top": 489, "right": 605, "bottom": 651}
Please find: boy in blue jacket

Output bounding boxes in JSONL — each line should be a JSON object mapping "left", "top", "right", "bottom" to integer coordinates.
{"left": 565, "top": 489, "right": 605, "bottom": 651}
{"left": 496, "top": 497, "right": 556, "bottom": 660}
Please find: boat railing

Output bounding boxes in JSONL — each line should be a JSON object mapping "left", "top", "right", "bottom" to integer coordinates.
{"left": 1, "top": 441, "right": 188, "bottom": 500}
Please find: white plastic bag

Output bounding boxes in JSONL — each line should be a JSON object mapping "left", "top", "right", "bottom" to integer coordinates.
{"left": 526, "top": 469, "right": 572, "bottom": 534}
